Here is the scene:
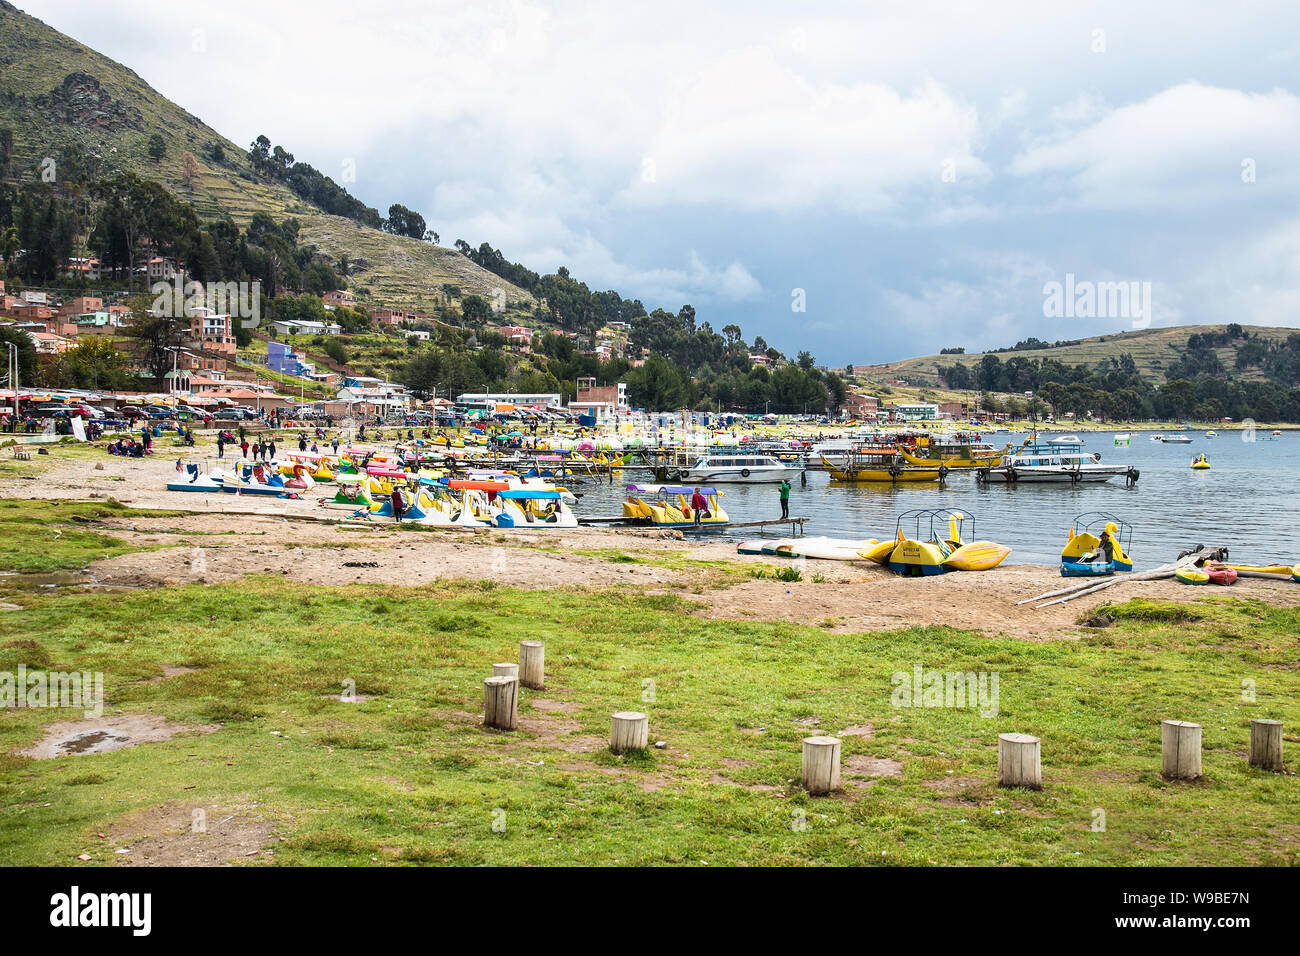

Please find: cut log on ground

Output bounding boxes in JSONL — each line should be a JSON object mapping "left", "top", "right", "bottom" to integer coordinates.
{"left": 484, "top": 676, "right": 519, "bottom": 731}
{"left": 1249, "top": 718, "right": 1283, "bottom": 771}
{"left": 801, "top": 736, "right": 842, "bottom": 795}
{"left": 519, "top": 641, "right": 544, "bottom": 690}
{"left": 610, "top": 711, "right": 649, "bottom": 753}
{"left": 1161, "top": 719, "right": 1202, "bottom": 780}
{"left": 997, "top": 733, "right": 1042, "bottom": 789}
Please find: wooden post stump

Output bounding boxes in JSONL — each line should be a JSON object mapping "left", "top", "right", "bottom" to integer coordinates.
{"left": 483, "top": 676, "right": 518, "bottom": 730}
{"left": 610, "top": 711, "right": 649, "bottom": 753}
{"left": 492, "top": 662, "right": 519, "bottom": 680}
{"left": 997, "top": 733, "right": 1042, "bottom": 789}
{"left": 519, "top": 641, "right": 544, "bottom": 690}
{"left": 1249, "top": 719, "right": 1283, "bottom": 771}
{"left": 801, "top": 736, "right": 841, "bottom": 795}
{"left": 1161, "top": 720, "right": 1202, "bottom": 780}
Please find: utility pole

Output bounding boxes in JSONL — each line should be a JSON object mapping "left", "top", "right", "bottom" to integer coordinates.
{"left": 6, "top": 342, "right": 17, "bottom": 425}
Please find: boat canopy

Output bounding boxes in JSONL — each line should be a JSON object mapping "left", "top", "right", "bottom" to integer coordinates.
{"left": 626, "top": 483, "right": 718, "bottom": 496}
{"left": 497, "top": 489, "right": 561, "bottom": 500}
{"left": 448, "top": 480, "right": 511, "bottom": 491}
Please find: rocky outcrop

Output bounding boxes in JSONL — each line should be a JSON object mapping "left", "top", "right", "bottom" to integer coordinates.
{"left": 33, "top": 71, "right": 142, "bottom": 132}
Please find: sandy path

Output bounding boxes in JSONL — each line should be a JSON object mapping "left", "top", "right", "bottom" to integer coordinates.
{"left": 678, "top": 561, "right": 1300, "bottom": 638}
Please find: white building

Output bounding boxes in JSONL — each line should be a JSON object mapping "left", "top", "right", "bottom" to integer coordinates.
{"left": 456, "top": 392, "right": 563, "bottom": 409}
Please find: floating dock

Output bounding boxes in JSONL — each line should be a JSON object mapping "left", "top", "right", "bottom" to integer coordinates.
{"left": 578, "top": 515, "right": 810, "bottom": 535}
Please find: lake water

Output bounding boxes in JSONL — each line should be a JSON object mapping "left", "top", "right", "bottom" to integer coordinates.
{"left": 572, "top": 431, "right": 1300, "bottom": 569}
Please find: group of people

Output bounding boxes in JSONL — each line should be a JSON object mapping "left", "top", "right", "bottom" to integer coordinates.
{"left": 216, "top": 430, "right": 278, "bottom": 461}
{"left": 107, "top": 436, "right": 148, "bottom": 457}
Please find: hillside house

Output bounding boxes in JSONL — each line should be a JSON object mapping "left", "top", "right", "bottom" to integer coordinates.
{"left": 322, "top": 289, "right": 356, "bottom": 310}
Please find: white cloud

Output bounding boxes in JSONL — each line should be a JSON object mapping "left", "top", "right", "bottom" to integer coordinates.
{"left": 1011, "top": 83, "right": 1300, "bottom": 207}
{"left": 622, "top": 50, "right": 986, "bottom": 213}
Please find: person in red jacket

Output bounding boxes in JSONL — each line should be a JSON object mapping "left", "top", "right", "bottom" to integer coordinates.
{"left": 690, "top": 488, "right": 707, "bottom": 527}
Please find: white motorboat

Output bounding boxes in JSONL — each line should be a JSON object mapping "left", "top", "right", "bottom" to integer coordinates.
{"left": 977, "top": 442, "right": 1134, "bottom": 484}
{"left": 682, "top": 453, "right": 797, "bottom": 483}
{"left": 1161, "top": 433, "right": 1193, "bottom": 444}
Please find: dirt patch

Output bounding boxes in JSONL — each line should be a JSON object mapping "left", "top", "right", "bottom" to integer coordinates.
{"left": 837, "top": 723, "right": 875, "bottom": 738}
{"left": 844, "top": 755, "right": 904, "bottom": 779}
{"left": 106, "top": 803, "right": 278, "bottom": 866}
{"left": 924, "top": 775, "right": 987, "bottom": 803}
{"left": 144, "top": 665, "right": 199, "bottom": 685}
{"left": 518, "top": 715, "right": 582, "bottom": 737}
{"left": 528, "top": 698, "right": 582, "bottom": 714}
{"left": 709, "top": 772, "right": 785, "bottom": 792}
{"left": 17, "top": 714, "right": 219, "bottom": 759}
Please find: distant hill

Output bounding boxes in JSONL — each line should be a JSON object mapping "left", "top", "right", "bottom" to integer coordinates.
{"left": 859, "top": 324, "right": 1300, "bottom": 388}
{"left": 0, "top": 1, "right": 533, "bottom": 311}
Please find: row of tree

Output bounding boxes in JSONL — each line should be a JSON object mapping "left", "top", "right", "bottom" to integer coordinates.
{"left": 246, "top": 136, "right": 436, "bottom": 242}
{"left": 940, "top": 351, "right": 1300, "bottom": 422}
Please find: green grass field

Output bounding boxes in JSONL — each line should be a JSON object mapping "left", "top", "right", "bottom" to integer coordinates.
{"left": 1, "top": 531, "right": 1295, "bottom": 865}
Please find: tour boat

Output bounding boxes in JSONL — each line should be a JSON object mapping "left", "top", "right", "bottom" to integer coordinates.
{"left": 821, "top": 447, "right": 944, "bottom": 483}
{"left": 682, "top": 453, "right": 797, "bottom": 484}
{"left": 897, "top": 439, "right": 1011, "bottom": 469}
{"left": 1161, "top": 433, "right": 1193, "bottom": 444}
{"left": 976, "top": 442, "right": 1134, "bottom": 484}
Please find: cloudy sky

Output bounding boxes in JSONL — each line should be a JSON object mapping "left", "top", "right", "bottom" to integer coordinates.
{"left": 22, "top": 0, "right": 1300, "bottom": 363}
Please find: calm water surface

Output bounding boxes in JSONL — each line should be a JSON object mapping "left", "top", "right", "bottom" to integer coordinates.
{"left": 572, "top": 431, "right": 1300, "bottom": 569}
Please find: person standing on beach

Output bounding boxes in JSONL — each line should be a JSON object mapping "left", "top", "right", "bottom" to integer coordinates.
{"left": 690, "top": 487, "right": 707, "bottom": 527}
{"left": 779, "top": 477, "right": 791, "bottom": 519}
{"left": 269, "top": 438, "right": 277, "bottom": 460}
{"left": 240, "top": 438, "right": 249, "bottom": 459}
{"left": 391, "top": 487, "right": 404, "bottom": 523}
{"left": 216, "top": 433, "right": 225, "bottom": 459}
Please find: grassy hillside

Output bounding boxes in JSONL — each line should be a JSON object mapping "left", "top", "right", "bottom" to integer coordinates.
{"left": 861, "top": 325, "right": 1300, "bottom": 388}
{"left": 0, "top": 1, "right": 533, "bottom": 311}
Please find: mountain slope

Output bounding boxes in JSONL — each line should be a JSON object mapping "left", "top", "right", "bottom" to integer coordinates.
{"left": 0, "top": 1, "right": 533, "bottom": 310}
{"left": 859, "top": 324, "right": 1300, "bottom": 388}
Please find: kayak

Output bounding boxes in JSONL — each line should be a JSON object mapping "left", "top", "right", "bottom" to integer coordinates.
{"left": 1176, "top": 564, "right": 1238, "bottom": 586}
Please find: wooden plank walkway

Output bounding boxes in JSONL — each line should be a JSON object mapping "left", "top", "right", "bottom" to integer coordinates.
{"left": 579, "top": 515, "right": 810, "bottom": 536}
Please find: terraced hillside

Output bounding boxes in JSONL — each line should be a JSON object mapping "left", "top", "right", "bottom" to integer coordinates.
{"left": 0, "top": 1, "right": 533, "bottom": 311}
{"left": 862, "top": 325, "right": 1300, "bottom": 387}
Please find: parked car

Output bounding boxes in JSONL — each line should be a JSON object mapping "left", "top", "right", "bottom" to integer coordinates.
{"left": 213, "top": 406, "right": 258, "bottom": 421}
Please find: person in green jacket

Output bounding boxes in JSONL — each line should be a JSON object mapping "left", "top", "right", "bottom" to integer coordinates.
{"left": 779, "top": 478, "right": 791, "bottom": 519}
